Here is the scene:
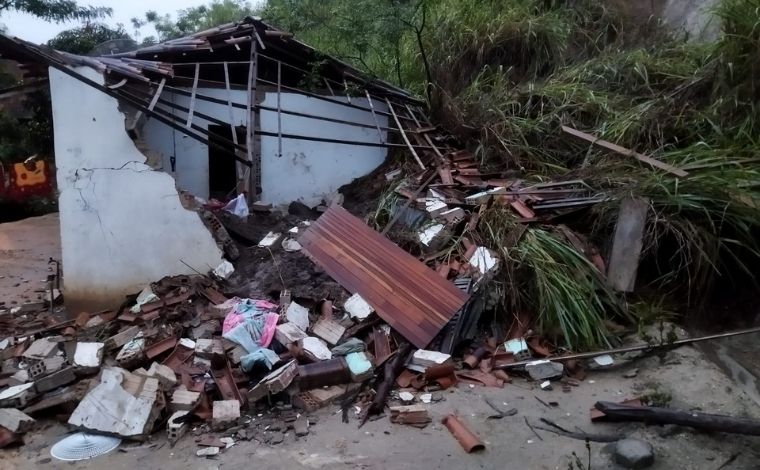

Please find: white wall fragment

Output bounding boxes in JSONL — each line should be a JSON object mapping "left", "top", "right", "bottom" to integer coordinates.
{"left": 344, "top": 294, "right": 373, "bottom": 320}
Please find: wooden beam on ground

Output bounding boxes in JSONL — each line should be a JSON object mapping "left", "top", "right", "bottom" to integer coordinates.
{"left": 386, "top": 98, "right": 425, "bottom": 170}
{"left": 406, "top": 104, "right": 444, "bottom": 161}
{"left": 561, "top": 125, "right": 688, "bottom": 177}
{"left": 607, "top": 197, "right": 649, "bottom": 292}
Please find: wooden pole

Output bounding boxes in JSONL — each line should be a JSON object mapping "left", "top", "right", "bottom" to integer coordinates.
{"left": 365, "top": 90, "right": 385, "bottom": 144}
{"left": 386, "top": 98, "right": 425, "bottom": 170}
{"left": 405, "top": 103, "right": 444, "bottom": 161}
{"left": 223, "top": 62, "right": 243, "bottom": 189}
{"left": 185, "top": 63, "right": 199, "bottom": 128}
{"left": 595, "top": 401, "right": 760, "bottom": 436}
{"left": 561, "top": 125, "right": 688, "bottom": 177}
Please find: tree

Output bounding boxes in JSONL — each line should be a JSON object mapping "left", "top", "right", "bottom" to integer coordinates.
{"left": 48, "top": 23, "right": 131, "bottom": 54}
{"left": 132, "top": 0, "right": 254, "bottom": 43}
{"left": 0, "top": 0, "right": 111, "bottom": 22}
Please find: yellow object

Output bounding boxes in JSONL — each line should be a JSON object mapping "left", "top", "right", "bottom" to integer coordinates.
{"left": 12, "top": 161, "right": 46, "bottom": 187}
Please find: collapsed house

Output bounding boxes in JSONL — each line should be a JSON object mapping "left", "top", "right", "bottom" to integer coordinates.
{"left": 0, "top": 17, "right": 431, "bottom": 309}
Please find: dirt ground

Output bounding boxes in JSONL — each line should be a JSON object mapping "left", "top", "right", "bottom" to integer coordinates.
{"left": 0, "top": 213, "right": 60, "bottom": 308}
{"left": 2, "top": 215, "right": 760, "bottom": 469}
{"left": 4, "top": 345, "right": 760, "bottom": 470}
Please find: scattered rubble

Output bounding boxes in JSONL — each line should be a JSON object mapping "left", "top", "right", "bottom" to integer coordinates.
{"left": 614, "top": 438, "right": 655, "bottom": 469}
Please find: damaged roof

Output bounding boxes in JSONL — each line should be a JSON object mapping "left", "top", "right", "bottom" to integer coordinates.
{"left": 0, "top": 16, "right": 417, "bottom": 101}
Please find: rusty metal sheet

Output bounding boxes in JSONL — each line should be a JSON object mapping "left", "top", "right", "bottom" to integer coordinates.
{"left": 299, "top": 206, "right": 468, "bottom": 349}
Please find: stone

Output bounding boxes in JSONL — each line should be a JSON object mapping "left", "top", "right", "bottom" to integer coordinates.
{"left": 623, "top": 368, "right": 639, "bottom": 379}
{"left": 73, "top": 342, "right": 105, "bottom": 368}
{"left": 212, "top": 400, "right": 241, "bottom": 431}
{"left": 614, "top": 438, "right": 655, "bottom": 469}
{"left": 274, "top": 323, "right": 307, "bottom": 345}
{"left": 300, "top": 337, "right": 331, "bottom": 361}
{"left": 344, "top": 294, "right": 373, "bottom": 320}
{"left": 293, "top": 416, "right": 309, "bottom": 437}
{"left": 0, "top": 408, "right": 35, "bottom": 433}
{"left": 525, "top": 360, "right": 564, "bottom": 381}
{"left": 286, "top": 302, "right": 310, "bottom": 332}
{"left": 33, "top": 367, "right": 76, "bottom": 394}
{"left": 269, "top": 432, "right": 284, "bottom": 444}
{"left": 196, "top": 446, "right": 220, "bottom": 457}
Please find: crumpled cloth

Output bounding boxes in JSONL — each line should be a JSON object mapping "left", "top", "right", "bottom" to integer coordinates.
{"left": 331, "top": 337, "right": 366, "bottom": 356}
{"left": 222, "top": 298, "right": 280, "bottom": 371}
{"left": 241, "top": 348, "right": 280, "bottom": 372}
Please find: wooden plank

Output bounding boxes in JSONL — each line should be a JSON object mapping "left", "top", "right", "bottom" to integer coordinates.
{"left": 185, "top": 63, "right": 200, "bottom": 128}
{"left": 365, "top": 90, "right": 385, "bottom": 143}
{"left": 406, "top": 104, "right": 444, "bottom": 161}
{"left": 561, "top": 125, "right": 688, "bottom": 177}
{"left": 607, "top": 197, "right": 649, "bottom": 292}
{"left": 244, "top": 38, "right": 258, "bottom": 198}
{"left": 146, "top": 78, "right": 165, "bottom": 112}
{"left": 299, "top": 206, "right": 468, "bottom": 349}
{"left": 386, "top": 98, "right": 425, "bottom": 170}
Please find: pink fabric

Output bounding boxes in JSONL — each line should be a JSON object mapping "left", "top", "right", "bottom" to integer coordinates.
{"left": 258, "top": 312, "right": 279, "bottom": 347}
{"left": 222, "top": 312, "right": 245, "bottom": 335}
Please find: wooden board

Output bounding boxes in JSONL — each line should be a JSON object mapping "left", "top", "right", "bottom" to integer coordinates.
{"left": 607, "top": 197, "right": 649, "bottom": 292}
{"left": 561, "top": 125, "right": 688, "bottom": 177}
{"left": 299, "top": 206, "right": 468, "bottom": 349}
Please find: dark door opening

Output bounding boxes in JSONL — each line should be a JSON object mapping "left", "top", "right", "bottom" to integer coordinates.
{"left": 208, "top": 124, "right": 245, "bottom": 200}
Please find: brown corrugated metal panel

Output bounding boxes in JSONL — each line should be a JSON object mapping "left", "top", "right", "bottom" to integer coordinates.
{"left": 299, "top": 206, "right": 468, "bottom": 349}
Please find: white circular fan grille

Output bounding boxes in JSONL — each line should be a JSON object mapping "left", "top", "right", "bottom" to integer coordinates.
{"left": 50, "top": 433, "right": 121, "bottom": 461}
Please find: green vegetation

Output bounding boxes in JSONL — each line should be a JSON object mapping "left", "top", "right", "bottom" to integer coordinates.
{"left": 262, "top": 0, "right": 760, "bottom": 350}
{"left": 48, "top": 23, "right": 130, "bottom": 54}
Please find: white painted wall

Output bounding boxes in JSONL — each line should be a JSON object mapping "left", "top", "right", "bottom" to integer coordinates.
{"left": 49, "top": 66, "right": 224, "bottom": 309}
{"left": 142, "top": 88, "right": 389, "bottom": 206}
{"left": 259, "top": 94, "right": 388, "bottom": 207}
{"left": 142, "top": 88, "right": 248, "bottom": 199}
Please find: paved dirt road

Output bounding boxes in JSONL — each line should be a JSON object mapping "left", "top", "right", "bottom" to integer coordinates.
{"left": 0, "top": 213, "right": 60, "bottom": 306}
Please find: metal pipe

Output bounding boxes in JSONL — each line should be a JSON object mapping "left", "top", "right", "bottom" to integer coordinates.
{"left": 498, "top": 326, "right": 760, "bottom": 370}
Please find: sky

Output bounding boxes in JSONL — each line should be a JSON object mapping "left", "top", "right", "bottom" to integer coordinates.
{"left": 0, "top": 0, "right": 262, "bottom": 44}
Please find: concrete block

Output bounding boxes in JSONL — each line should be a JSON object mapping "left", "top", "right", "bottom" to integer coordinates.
{"left": 274, "top": 322, "right": 307, "bottom": 345}
{"left": 167, "top": 410, "right": 189, "bottom": 444}
{"left": 73, "top": 342, "right": 104, "bottom": 368}
{"left": 42, "top": 356, "right": 66, "bottom": 374}
{"left": 195, "top": 339, "right": 214, "bottom": 358}
{"left": 0, "top": 383, "right": 34, "bottom": 408}
{"left": 311, "top": 319, "right": 346, "bottom": 346}
{"left": 33, "top": 367, "right": 77, "bottom": 394}
{"left": 106, "top": 326, "right": 140, "bottom": 350}
{"left": 0, "top": 408, "right": 35, "bottom": 433}
{"left": 22, "top": 338, "right": 59, "bottom": 360}
{"left": 286, "top": 302, "right": 310, "bottom": 331}
{"left": 170, "top": 387, "right": 201, "bottom": 412}
{"left": 409, "top": 349, "right": 451, "bottom": 372}
{"left": 146, "top": 362, "right": 177, "bottom": 389}
{"left": 212, "top": 400, "right": 240, "bottom": 431}
{"left": 26, "top": 359, "right": 47, "bottom": 379}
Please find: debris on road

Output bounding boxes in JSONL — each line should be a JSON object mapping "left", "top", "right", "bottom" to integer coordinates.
{"left": 441, "top": 414, "right": 485, "bottom": 453}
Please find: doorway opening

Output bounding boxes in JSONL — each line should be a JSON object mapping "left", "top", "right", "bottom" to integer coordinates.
{"left": 208, "top": 124, "right": 245, "bottom": 200}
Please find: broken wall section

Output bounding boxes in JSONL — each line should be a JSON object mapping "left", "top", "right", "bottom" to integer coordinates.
{"left": 48, "top": 66, "right": 224, "bottom": 310}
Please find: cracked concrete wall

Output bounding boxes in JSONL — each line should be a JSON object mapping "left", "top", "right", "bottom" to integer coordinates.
{"left": 49, "top": 66, "right": 224, "bottom": 310}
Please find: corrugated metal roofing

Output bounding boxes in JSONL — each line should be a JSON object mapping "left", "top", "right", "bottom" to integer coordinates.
{"left": 299, "top": 206, "right": 468, "bottom": 349}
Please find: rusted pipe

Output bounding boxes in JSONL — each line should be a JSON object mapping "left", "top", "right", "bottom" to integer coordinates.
{"left": 442, "top": 414, "right": 485, "bottom": 453}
